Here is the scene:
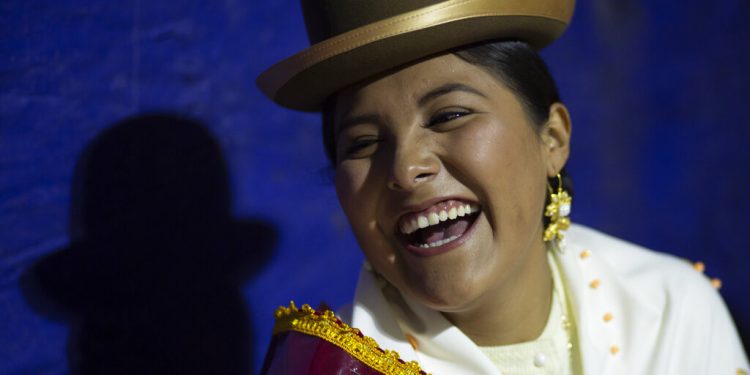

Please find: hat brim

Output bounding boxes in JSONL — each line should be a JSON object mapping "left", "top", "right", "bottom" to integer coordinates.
{"left": 257, "top": 0, "right": 574, "bottom": 112}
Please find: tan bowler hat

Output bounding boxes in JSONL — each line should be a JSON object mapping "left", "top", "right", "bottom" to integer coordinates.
{"left": 257, "top": 0, "right": 575, "bottom": 112}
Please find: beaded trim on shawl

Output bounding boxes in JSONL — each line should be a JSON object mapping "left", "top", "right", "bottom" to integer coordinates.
{"left": 273, "top": 302, "right": 429, "bottom": 375}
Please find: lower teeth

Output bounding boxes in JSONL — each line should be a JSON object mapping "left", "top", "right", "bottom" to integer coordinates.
{"left": 418, "top": 234, "right": 461, "bottom": 248}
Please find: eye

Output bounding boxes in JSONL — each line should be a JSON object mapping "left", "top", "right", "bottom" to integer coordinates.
{"left": 426, "top": 109, "right": 472, "bottom": 128}
{"left": 340, "top": 136, "right": 380, "bottom": 160}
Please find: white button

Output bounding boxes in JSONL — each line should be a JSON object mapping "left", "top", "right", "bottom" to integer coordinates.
{"left": 533, "top": 352, "right": 547, "bottom": 367}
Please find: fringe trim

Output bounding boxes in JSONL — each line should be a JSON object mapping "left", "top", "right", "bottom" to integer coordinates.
{"left": 273, "top": 301, "right": 428, "bottom": 375}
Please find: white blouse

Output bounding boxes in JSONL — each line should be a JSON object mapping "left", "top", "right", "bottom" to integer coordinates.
{"left": 478, "top": 252, "right": 575, "bottom": 374}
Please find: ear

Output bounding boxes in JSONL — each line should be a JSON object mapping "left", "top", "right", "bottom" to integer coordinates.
{"left": 540, "top": 102, "right": 572, "bottom": 177}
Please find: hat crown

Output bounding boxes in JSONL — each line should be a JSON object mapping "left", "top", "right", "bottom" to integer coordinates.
{"left": 301, "top": 0, "right": 442, "bottom": 44}
{"left": 262, "top": 0, "right": 575, "bottom": 111}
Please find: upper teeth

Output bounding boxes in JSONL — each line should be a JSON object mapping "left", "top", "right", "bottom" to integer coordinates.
{"left": 400, "top": 203, "right": 480, "bottom": 234}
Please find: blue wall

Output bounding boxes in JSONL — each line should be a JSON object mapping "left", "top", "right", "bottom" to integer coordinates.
{"left": 2, "top": 1, "right": 749, "bottom": 373}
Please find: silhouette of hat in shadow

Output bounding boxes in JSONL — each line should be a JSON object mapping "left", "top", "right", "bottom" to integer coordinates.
{"left": 23, "top": 113, "right": 276, "bottom": 375}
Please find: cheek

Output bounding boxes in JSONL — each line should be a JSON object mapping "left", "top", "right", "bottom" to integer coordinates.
{"left": 448, "top": 121, "right": 526, "bottom": 191}
{"left": 335, "top": 162, "right": 397, "bottom": 264}
{"left": 335, "top": 165, "right": 373, "bottom": 241}
{"left": 449, "top": 122, "right": 547, "bottom": 225}
{"left": 334, "top": 162, "right": 368, "bottom": 209}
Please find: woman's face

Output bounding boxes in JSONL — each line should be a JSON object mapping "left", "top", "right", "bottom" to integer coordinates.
{"left": 332, "top": 53, "right": 570, "bottom": 312}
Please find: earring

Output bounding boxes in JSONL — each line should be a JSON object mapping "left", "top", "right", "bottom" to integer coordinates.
{"left": 544, "top": 174, "right": 572, "bottom": 246}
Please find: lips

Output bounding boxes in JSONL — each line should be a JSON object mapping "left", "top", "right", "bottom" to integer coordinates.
{"left": 396, "top": 199, "right": 481, "bottom": 255}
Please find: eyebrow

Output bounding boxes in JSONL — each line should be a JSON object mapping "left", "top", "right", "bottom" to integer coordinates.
{"left": 417, "top": 83, "right": 486, "bottom": 107}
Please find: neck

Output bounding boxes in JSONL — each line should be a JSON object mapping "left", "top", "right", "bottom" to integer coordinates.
{"left": 442, "top": 238, "right": 553, "bottom": 347}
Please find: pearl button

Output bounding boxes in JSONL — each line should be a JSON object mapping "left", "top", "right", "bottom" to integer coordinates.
{"left": 533, "top": 352, "right": 547, "bottom": 367}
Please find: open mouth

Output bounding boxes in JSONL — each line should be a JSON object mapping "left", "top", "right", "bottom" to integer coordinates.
{"left": 396, "top": 199, "right": 481, "bottom": 253}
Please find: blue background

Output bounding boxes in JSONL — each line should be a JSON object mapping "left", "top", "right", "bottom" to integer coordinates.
{"left": 2, "top": 1, "right": 749, "bottom": 374}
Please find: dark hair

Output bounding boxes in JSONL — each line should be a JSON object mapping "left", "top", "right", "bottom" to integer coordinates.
{"left": 321, "top": 40, "right": 573, "bottom": 200}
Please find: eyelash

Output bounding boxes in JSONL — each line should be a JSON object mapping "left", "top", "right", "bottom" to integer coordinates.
{"left": 427, "top": 110, "right": 472, "bottom": 127}
{"left": 343, "top": 137, "right": 379, "bottom": 157}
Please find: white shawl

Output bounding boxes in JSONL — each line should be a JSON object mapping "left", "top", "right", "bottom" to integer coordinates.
{"left": 340, "top": 224, "right": 749, "bottom": 374}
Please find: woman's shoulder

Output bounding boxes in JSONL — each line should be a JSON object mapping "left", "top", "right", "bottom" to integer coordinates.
{"left": 565, "top": 223, "right": 719, "bottom": 303}
{"left": 564, "top": 223, "right": 748, "bottom": 372}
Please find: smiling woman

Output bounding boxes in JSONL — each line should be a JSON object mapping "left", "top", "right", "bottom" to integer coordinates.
{"left": 257, "top": 1, "right": 749, "bottom": 374}
{"left": 332, "top": 53, "right": 566, "bottom": 340}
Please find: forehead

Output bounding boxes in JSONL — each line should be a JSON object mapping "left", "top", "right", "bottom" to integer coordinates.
{"left": 333, "top": 53, "right": 503, "bottom": 119}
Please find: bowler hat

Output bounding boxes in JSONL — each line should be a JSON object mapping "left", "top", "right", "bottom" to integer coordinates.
{"left": 257, "top": 0, "right": 575, "bottom": 112}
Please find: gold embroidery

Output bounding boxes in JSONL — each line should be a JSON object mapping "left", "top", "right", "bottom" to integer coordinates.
{"left": 273, "top": 302, "right": 429, "bottom": 375}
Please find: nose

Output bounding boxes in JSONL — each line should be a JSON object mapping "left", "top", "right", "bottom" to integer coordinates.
{"left": 387, "top": 140, "right": 440, "bottom": 191}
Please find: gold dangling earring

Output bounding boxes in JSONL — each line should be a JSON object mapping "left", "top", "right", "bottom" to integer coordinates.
{"left": 544, "top": 173, "right": 572, "bottom": 248}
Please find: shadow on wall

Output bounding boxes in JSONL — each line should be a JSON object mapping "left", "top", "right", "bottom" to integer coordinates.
{"left": 21, "top": 114, "right": 276, "bottom": 375}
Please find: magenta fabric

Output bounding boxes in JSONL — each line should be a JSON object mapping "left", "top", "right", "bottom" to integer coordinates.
{"left": 261, "top": 331, "right": 385, "bottom": 375}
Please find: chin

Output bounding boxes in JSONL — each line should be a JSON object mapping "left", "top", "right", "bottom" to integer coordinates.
{"left": 400, "top": 273, "right": 488, "bottom": 313}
